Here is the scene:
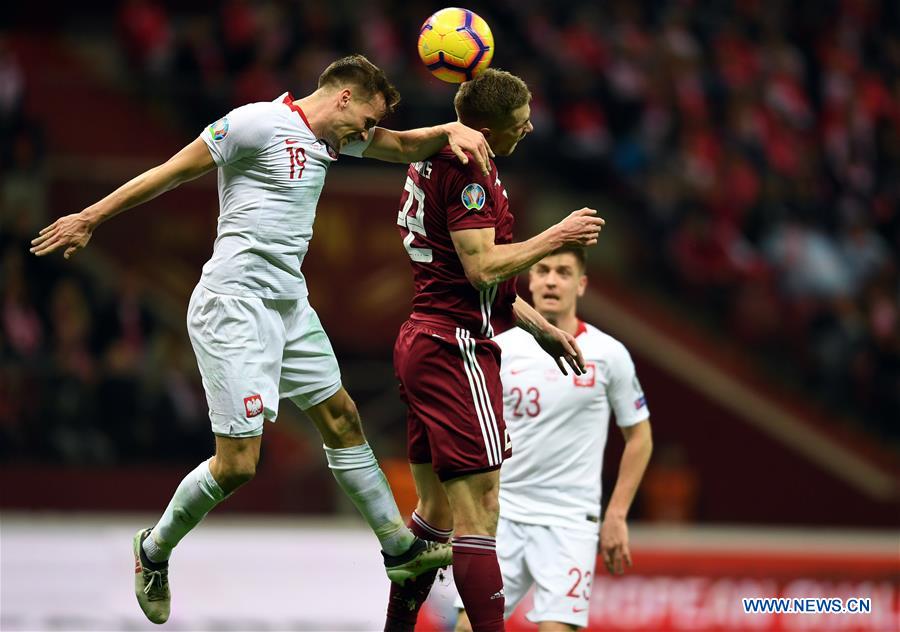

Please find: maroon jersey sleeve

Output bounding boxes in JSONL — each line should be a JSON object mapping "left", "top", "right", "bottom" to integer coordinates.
{"left": 398, "top": 149, "right": 516, "bottom": 339}
{"left": 440, "top": 161, "right": 499, "bottom": 232}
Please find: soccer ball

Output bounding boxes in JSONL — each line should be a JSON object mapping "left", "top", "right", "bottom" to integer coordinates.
{"left": 417, "top": 7, "right": 494, "bottom": 83}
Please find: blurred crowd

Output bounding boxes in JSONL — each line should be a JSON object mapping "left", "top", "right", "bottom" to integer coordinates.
{"left": 1, "top": 223, "right": 212, "bottom": 464}
{"left": 3, "top": 0, "right": 897, "bottom": 470}
{"left": 110, "top": 0, "right": 899, "bottom": 436}
{"left": 1, "top": 227, "right": 212, "bottom": 464}
{"left": 0, "top": 61, "right": 211, "bottom": 463}
{"left": 2, "top": 25, "right": 212, "bottom": 464}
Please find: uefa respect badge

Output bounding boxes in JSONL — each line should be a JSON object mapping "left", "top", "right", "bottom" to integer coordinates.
{"left": 461, "top": 183, "right": 486, "bottom": 211}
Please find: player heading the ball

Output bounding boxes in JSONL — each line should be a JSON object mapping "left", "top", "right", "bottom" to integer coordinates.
{"left": 385, "top": 68, "right": 605, "bottom": 632}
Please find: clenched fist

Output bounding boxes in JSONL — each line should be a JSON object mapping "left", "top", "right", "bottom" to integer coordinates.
{"left": 555, "top": 208, "right": 605, "bottom": 247}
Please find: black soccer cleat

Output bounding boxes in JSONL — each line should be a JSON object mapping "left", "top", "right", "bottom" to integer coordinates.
{"left": 382, "top": 537, "right": 453, "bottom": 585}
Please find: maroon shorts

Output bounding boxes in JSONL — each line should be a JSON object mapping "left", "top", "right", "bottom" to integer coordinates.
{"left": 394, "top": 319, "right": 512, "bottom": 481}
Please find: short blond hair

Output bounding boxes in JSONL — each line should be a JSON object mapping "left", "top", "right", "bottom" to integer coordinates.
{"left": 453, "top": 69, "right": 532, "bottom": 127}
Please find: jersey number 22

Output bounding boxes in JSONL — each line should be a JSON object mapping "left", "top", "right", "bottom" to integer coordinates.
{"left": 397, "top": 177, "right": 432, "bottom": 263}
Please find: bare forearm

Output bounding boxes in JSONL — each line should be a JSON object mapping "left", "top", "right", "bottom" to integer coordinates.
{"left": 453, "top": 208, "right": 599, "bottom": 290}
{"left": 83, "top": 164, "right": 186, "bottom": 227}
{"left": 83, "top": 139, "right": 214, "bottom": 227}
{"left": 606, "top": 431, "right": 653, "bottom": 520}
{"left": 365, "top": 122, "right": 490, "bottom": 175}
{"left": 469, "top": 226, "right": 564, "bottom": 288}
{"left": 513, "top": 295, "right": 553, "bottom": 337}
{"left": 31, "top": 140, "right": 214, "bottom": 259}
{"left": 391, "top": 125, "right": 450, "bottom": 162}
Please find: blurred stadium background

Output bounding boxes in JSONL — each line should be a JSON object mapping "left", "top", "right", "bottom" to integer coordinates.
{"left": 2, "top": 0, "right": 898, "bottom": 630}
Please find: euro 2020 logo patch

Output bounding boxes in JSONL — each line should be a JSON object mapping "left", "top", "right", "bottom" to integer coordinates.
{"left": 461, "top": 183, "right": 486, "bottom": 212}
{"left": 208, "top": 117, "right": 229, "bottom": 141}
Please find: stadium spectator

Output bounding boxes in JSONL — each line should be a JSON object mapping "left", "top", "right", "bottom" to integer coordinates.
{"left": 4, "top": 0, "right": 897, "bottom": 480}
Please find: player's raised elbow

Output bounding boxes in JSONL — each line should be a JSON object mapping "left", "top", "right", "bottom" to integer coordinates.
{"left": 454, "top": 240, "right": 498, "bottom": 290}
{"left": 464, "top": 268, "right": 493, "bottom": 291}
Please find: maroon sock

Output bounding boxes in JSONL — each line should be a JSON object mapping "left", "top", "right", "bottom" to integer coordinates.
{"left": 384, "top": 512, "right": 452, "bottom": 632}
{"left": 452, "top": 535, "right": 505, "bottom": 632}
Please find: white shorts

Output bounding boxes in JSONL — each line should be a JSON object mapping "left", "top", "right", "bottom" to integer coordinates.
{"left": 454, "top": 517, "right": 598, "bottom": 627}
{"left": 187, "top": 284, "right": 342, "bottom": 437}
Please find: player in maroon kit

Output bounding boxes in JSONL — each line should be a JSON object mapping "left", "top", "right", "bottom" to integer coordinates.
{"left": 385, "top": 69, "right": 605, "bottom": 632}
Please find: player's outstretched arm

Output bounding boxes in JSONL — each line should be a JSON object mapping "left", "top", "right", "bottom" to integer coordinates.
{"left": 450, "top": 209, "right": 604, "bottom": 290}
{"left": 512, "top": 295, "right": 586, "bottom": 376}
{"left": 601, "top": 419, "right": 652, "bottom": 575}
{"left": 362, "top": 122, "right": 493, "bottom": 174}
{"left": 30, "top": 139, "right": 216, "bottom": 259}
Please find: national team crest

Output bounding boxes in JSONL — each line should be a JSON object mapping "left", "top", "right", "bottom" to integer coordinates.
{"left": 244, "top": 394, "right": 263, "bottom": 418}
{"left": 208, "top": 117, "right": 229, "bottom": 141}
{"left": 573, "top": 362, "right": 596, "bottom": 387}
{"left": 461, "top": 183, "right": 486, "bottom": 211}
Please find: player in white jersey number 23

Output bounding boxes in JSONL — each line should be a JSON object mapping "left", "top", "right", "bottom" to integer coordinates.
{"left": 456, "top": 246, "right": 653, "bottom": 631}
{"left": 31, "top": 54, "right": 495, "bottom": 625}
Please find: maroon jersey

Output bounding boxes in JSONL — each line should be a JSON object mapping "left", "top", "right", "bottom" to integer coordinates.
{"left": 396, "top": 147, "right": 516, "bottom": 338}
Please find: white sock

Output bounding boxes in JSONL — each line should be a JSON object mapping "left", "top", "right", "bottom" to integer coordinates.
{"left": 143, "top": 458, "right": 226, "bottom": 563}
{"left": 324, "top": 443, "right": 414, "bottom": 556}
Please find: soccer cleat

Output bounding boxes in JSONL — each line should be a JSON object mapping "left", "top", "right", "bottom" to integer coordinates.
{"left": 383, "top": 537, "right": 453, "bottom": 585}
{"left": 132, "top": 528, "right": 171, "bottom": 624}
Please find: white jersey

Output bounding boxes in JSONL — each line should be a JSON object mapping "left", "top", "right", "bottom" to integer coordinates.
{"left": 198, "top": 93, "right": 368, "bottom": 299}
{"left": 497, "top": 321, "right": 649, "bottom": 533}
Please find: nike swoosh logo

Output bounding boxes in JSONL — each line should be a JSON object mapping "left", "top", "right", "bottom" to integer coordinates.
{"left": 509, "top": 368, "right": 526, "bottom": 375}
{"left": 285, "top": 139, "right": 299, "bottom": 144}
{"left": 572, "top": 607, "right": 588, "bottom": 613}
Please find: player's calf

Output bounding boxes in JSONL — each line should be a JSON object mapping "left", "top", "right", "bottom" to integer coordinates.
{"left": 444, "top": 471, "right": 501, "bottom": 537}
{"left": 451, "top": 535, "right": 505, "bottom": 632}
{"left": 444, "top": 472, "right": 504, "bottom": 631}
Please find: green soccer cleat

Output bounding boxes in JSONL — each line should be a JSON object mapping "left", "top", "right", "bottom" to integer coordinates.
{"left": 383, "top": 537, "right": 453, "bottom": 585}
{"left": 132, "top": 528, "right": 171, "bottom": 624}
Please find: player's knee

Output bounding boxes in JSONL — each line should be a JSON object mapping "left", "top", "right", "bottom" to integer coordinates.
{"left": 214, "top": 457, "right": 257, "bottom": 492}
{"left": 328, "top": 398, "right": 365, "bottom": 447}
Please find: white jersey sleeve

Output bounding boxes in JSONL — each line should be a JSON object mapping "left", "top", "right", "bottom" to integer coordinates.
{"left": 604, "top": 341, "right": 650, "bottom": 427}
{"left": 201, "top": 102, "right": 277, "bottom": 167}
{"left": 339, "top": 132, "right": 374, "bottom": 158}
